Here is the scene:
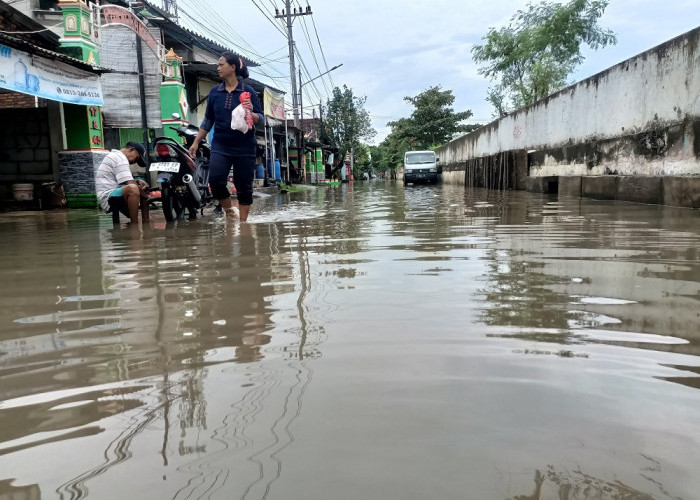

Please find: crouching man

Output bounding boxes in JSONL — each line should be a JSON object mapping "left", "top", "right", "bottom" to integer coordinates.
{"left": 95, "top": 142, "right": 150, "bottom": 224}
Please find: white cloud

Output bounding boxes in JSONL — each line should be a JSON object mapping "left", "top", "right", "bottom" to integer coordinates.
{"left": 189, "top": 0, "right": 700, "bottom": 142}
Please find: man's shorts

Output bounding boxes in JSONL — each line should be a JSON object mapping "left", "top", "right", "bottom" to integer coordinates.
{"left": 108, "top": 188, "right": 130, "bottom": 217}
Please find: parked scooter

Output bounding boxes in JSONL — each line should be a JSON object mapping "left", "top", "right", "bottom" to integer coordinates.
{"left": 150, "top": 116, "right": 212, "bottom": 221}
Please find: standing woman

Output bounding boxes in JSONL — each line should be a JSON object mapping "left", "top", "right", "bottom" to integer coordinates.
{"left": 189, "top": 52, "right": 264, "bottom": 221}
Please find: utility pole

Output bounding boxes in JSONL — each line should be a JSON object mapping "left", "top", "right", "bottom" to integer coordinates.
{"left": 299, "top": 66, "right": 304, "bottom": 176}
{"left": 275, "top": 2, "right": 312, "bottom": 127}
{"left": 135, "top": 36, "right": 149, "bottom": 168}
{"left": 163, "top": 0, "right": 178, "bottom": 20}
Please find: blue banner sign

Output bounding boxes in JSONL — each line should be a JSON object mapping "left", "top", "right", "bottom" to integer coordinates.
{"left": 0, "top": 44, "right": 103, "bottom": 106}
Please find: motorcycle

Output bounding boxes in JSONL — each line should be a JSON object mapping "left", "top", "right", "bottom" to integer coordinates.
{"left": 150, "top": 120, "right": 212, "bottom": 221}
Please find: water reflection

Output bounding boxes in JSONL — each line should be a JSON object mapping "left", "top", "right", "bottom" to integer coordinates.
{"left": 466, "top": 196, "right": 700, "bottom": 360}
{"left": 0, "top": 183, "right": 699, "bottom": 499}
{"left": 0, "top": 205, "right": 324, "bottom": 498}
{"left": 171, "top": 232, "right": 324, "bottom": 500}
{"left": 0, "top": 479, "right": 41, "bottom": 499}
{"left": 505, "top": 466, "right": 663, "bottom": 500}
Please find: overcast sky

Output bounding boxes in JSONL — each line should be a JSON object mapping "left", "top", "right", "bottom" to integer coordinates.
{"left": 173, "top": 0, "right": 699, "bottom": 143}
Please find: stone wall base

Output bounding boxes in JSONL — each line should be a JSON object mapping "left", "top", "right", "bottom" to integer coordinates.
{"left": 58, "top": 150, "right": 109, "bottom": 208}
{"left": 525, "top": 176, "right": 559, "bottom": 194}
{"left": 526, "top": 175, "right": 700, "bottom": 208}
{"left": 663, "top": 177, "right": 700, "bottom": 208}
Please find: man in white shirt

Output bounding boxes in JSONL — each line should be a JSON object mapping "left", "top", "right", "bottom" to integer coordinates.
{"left": 95, "top": 142, "right": 149, "bottom": 224}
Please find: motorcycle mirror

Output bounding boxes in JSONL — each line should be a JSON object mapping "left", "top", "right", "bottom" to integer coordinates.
{"left": 171, "top": 113, "right": 181, "bottom": 120}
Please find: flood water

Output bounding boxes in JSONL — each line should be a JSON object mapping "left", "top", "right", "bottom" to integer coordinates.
{"left": 1, "top": 181, "right": 699, "bottom": 500}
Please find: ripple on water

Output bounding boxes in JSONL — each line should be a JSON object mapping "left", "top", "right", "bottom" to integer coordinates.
{"left": 250, "top": 201, "right": 325, "bottom": 223}
{"left": 577, "top": 329, "right": 689, "bottom": 345}
{"left": 572, "top": 295, "right": 638, "bottom": 305}
{"left": 567, "top": 310, "right": 622, "bottom": 328}
{"left": 0, "top": 184, "right": 699, "bottom": 499}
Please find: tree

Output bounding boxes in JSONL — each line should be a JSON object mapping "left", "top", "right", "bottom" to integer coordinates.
{"left": 368, "top": 145, "right": 383, "bottom": 173}
{"left": 472, "top": 0, "right": 617, "bottom": 116}
{"left": 375, "top": 86, "right": 475, "bottom": 173}
{"left": 320, "top": 85, "right": 376, "bottom": 176}
{"left": 353, "top": 143, "right": 371, "bottom": 179}
{"left": 375, "top": 123, "right": 411, "bottom": 176}
{"left": 390, "top": 86, "right": 473, "bottom": 150}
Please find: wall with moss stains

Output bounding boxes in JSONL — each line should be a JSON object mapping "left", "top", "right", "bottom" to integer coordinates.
{"left": 437, "top": 27, "right": 700, "bottom": 187}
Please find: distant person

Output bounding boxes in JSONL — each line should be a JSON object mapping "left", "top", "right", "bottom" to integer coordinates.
{"left": 189, "top": 52, "right": 264, "bottom": 221}
{"left": 95, "top": 142, "right": 150, "bottom": 224}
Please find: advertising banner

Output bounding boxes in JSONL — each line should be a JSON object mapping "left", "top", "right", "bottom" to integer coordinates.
{"left": 263, "top": 88, "right": 285, "bottom": 120}
{"left": 0, "top": 44, "right": 103, "bottom": 105}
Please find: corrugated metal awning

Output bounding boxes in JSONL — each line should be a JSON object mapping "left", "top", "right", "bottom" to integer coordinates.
{"left": 0, "top": 33, "right": 108, "bottom": 74}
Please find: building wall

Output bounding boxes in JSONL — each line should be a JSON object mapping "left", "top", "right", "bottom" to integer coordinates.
{"left": 0, "top": 99, "right": 65, "bottom": 201}
{"left": 0, "top": 92, "right": 35, "bottom": 108}
{"left": 436, "top": 27, "right": 700, "bottom": 190}
{"left": 0, "top": 106, "right": 52, "bottom": 181}
{"left": 191, "top": 78, "right": 217, "bottom": 126}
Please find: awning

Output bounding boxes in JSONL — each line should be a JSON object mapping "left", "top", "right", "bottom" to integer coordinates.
{"left": 0, "top": 34, "right": 105, "bottom": 106}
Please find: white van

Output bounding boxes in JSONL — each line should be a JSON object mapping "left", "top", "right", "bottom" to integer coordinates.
{"left": 403, "top": 150, "right": 440, "bottom": 184}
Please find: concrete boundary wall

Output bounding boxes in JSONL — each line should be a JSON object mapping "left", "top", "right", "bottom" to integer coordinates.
{"left": 436, "top": 27, "right": 700, "bottom": 207}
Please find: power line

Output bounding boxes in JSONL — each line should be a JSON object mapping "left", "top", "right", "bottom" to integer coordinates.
{"left": 175, "top": 0, "right": 291, "bottom": 87}
{"left": 309, "top": 11, "right": 335, "bottom": 88}
{"left": 184, "top": 0, "right": 296, "bottom": 93}
{"left": 177, "top": 7, "right": 255, "bottom": 57}
{"left": 274, "top": 0, "right": 312, "bottom": 126}
{"left": 0, "top": 21, "right": 63, "bottom": 34}
{"left": 299, "top": 15, "right": 329, "bottom": 96}
{"left": 295, "top": 47, "right": 325, "bottom": 104}
{"left": 295, "top": 48, "right": 321, "bottom": 100}
{"left": 249, "top": 0, "right": 289, "bottom": 38}
{"left": 179, "top": 0, "right": 290, "bottom": 76}
{"left": 259, "top": 45, "right": 289, "bottom": 60}
{"left": 180, "top": 0, "right": 281, "bottom": 59}
{"left": 182, "top": 0, "right": 257, "bottom": 51}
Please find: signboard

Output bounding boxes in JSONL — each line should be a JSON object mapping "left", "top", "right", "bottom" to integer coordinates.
{"left": 100, "top": 6, "right": 163, "bottom": 59}
{"left": 263, "top": 88, "right": 285, "bottom": 120}
{"left": 0, "top": 44, "right": 103, "bottom": 105}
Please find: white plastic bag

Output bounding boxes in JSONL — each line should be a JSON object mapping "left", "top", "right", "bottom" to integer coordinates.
{"left": 231, "top": 104, "right": 249, "bottom": 133}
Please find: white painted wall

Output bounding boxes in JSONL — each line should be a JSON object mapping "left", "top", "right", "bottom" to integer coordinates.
{"left": 438, "top": 27, "right": 700, "bottom": 177}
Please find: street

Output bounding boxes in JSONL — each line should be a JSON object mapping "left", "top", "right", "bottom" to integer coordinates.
{"left": 0, "top": 181, "right": 699, "bottom": 499}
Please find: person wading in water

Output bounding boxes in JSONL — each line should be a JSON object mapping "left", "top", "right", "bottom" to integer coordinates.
{"left": 189, "top": 52, "right": 264, "bottom": 221}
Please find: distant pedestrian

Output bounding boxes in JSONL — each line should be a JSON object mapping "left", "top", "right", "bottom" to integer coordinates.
{"left": 189, "top": 52, "right": 264, "bottom": 221}
{"left": 95, "top": 142, "right": 150, "bottom": 224}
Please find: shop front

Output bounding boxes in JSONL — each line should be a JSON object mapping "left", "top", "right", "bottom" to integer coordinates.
{"left": 0, "top": 29, "right": 103, "bottom": 207}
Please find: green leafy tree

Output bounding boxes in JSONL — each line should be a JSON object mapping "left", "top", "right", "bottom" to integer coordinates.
{"left": 368, "top": 145, "right": 394, "bottom": 178}
{"left": 375, "top": 86, "right": 474, "bottom": 174}
{"left": 390, "top": 86, "right": 473, "bottom": 149}
{"left": 320, "top": 85, "right": 376, "bottom": 176}
{"left": 368, "top": 145, "right": 382, "bottom": 171}
{"left": 375, "top": 127, "right": 411, "bottom": 177}
{"left": 472, "top": 0, "right": 617, "bottom": 116}
{"left": 353, "top": 143, "right": 372, "bottom": 179}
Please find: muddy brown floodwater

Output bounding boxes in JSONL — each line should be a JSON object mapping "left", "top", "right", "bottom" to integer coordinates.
{"left": 0, "top": 181, "right": 699, "bottom": 500}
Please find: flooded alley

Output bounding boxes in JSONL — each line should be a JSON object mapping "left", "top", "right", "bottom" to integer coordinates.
{"left": 1, "top": 181, "right": 699, "bottom": 500}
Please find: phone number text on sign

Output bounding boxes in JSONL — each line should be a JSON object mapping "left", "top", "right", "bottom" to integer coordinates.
{"left": 56, "top": 87, "right": 101, "bottom": 98}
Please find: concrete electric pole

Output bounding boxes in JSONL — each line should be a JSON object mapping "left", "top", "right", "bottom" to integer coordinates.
{"left": 163, "top": 0, "right": 178, "bottom": 20}
{"left": 275, "top": 2, "right": 312, "bottom": 127}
